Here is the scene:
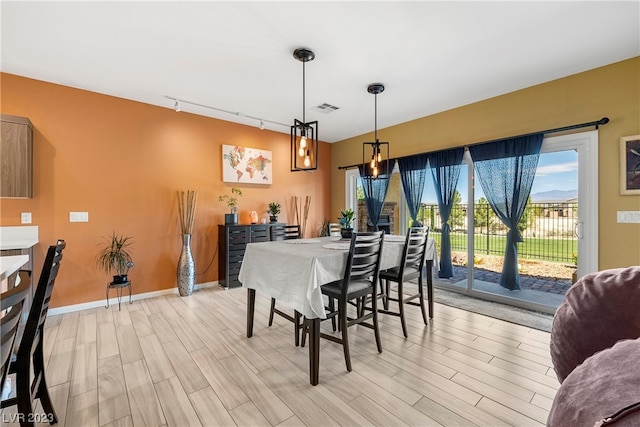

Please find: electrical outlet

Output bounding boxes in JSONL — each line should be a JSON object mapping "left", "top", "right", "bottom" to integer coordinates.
{"left": 69, "top": 212, "right": 89, "bottom": 222}
{"left": 21, "top": 212, "right": 32, "bottom": 224}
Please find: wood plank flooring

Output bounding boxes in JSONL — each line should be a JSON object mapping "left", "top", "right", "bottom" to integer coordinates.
{"left": 1, "top": 285, "right": 559, "bottom": 426}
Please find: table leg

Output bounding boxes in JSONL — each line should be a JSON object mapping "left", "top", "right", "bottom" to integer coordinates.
{"left": 426, "top": 260, "right": 434, "bottom": 318}
{"left": 309, "top": 318, "right": 320, "bottom": 385}
{"left": 294, "top": 311, "right": 301, "bottom": 347}
{"left": 247, "top": 288, "right": 255, "bottom": 338}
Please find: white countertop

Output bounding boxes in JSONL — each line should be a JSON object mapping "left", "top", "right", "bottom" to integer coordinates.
{"left": 0, "top": 225, "right": 39, "bottom": 250}
{"left": 0, "top": 255, "right": 29, "bottom": 281}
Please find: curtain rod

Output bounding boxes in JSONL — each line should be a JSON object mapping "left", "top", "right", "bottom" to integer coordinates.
{"left": 338, "top": 117, "right": 609, "bottom": 170}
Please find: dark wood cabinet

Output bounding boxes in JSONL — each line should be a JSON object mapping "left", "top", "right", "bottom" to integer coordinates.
{"left": 1, "top": 114, "right": 33, "bottom": 198}
{"left": 218, "top": 224, "right": 275, "bottom": 288}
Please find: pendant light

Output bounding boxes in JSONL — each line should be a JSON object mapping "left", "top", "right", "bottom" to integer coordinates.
{"left": 362, "top": 83, "right": 389, "bottom": 179}
{"left": 291, "top": 48, "right": 318, "bottom": 172}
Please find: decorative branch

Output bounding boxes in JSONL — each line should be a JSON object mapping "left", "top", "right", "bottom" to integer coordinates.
{"left": 178, "top": 190, "right": 198, "bottom": 234}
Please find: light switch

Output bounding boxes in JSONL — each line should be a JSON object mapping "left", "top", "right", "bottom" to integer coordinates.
{"left": 617, "top": 211, "right": 640, "bottom": 223}
{"left": 21, "top": 212, "right": 32, "bottom": 224}
{"left": 69, "top": 212, "right": 89, "bottom": 222}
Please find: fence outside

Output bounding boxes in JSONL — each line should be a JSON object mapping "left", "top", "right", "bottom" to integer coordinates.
{"left": 417, "top": 202, "right": 578, "bottom": 264}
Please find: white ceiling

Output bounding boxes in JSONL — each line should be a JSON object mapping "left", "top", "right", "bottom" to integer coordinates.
{"left": 2, "top": 1, "right": 639, "bottom": 143}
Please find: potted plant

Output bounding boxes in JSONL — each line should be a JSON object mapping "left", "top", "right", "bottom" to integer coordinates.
{"left": 97, "top": 232, "right": 134, "bottom": 284}
{"left": 219, "top": 187, "right": 242, "bottom": 224}
{"left": 268, "top": 202, "right": 281, "bottom": 223}
{"left": 338, "top": 208, "right": 355, "bottom": 239}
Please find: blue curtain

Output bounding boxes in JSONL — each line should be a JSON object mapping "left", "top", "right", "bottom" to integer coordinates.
{"left": 427, "top": 148, "right": 464, "bottom": 278}
{"left": 469, "top": 134, "right": 543, "bottom": 290}
{"left": 397, "top": 154, "right": 429, "bottom": 227}
{"left": 358, "top": 160, "right": 393, "bottom": 231}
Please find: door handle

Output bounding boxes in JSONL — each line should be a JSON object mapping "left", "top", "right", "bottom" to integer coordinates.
{"left": 574, "top": 221, "right": 584, "bottom": 239}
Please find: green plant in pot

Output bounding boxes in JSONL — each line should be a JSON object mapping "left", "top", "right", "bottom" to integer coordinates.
{"left": 97, "top": 232, "right": 134, "bottom": 284}
{"left": 219, "top": 187, "right": 242, "bottom": 224}
{"left": 268, "top": 201, "right": 281, "bottom": 223}
{"left": 338, "top": 208, "right": 355, "bottom": 239}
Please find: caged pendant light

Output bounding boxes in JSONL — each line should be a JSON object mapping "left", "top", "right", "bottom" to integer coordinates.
{"left": 362, "top": 83, "right": 390, "bottom": 179}
{"left": 291, "top": 48, "right": 318, "bottom": 172}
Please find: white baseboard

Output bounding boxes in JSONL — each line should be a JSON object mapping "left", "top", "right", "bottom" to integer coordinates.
{"left": 48, "top": 281, "right": 219, "bottom": 316}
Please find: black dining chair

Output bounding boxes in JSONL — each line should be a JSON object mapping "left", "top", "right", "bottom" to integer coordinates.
{"left": 1, "top": 272, "right": 31, "bottom": 399}
{"left": 267, "top": 225, "right": 305, "bottom": 345}
{"left": 305, "top": 230, "right": 385, "bottom": 372}
{"left": 1, "top": 240, "right": 66, "bottom": 427}
{"left": 269, "top": 224, "right": 286, "bottom": 241}
{"left": 379, "top": 227, "right": 430, "bottom": 337}
{"left": 284, "top": 224, "right": 301, "bottom": 239}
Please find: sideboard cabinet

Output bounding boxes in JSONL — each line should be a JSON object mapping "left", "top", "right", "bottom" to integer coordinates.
{"left": 1, "top": 114, "right": 33, "bottom": 198}
{"left": 218, "top": 224, "right": 277, "bottom": 288}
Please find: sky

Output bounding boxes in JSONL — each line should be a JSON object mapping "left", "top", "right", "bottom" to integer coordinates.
{"left": 421, "top": 150, "right": 578, "bottom": 203}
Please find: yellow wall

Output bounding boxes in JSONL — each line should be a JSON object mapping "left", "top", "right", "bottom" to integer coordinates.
{"left": 0, "top": 73, "right": 331, "bottom": 307}
{"left": 332, "top": 57, "right": 640, "bottom": 269}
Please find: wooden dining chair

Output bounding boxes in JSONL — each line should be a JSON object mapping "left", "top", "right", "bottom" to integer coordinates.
{"left": 267, "top": 225, "right": 305, "bottom": 345}
{"left": 269, "top": 224, "right": 286, "bottom": 241}
{"left": 1, "top": 272, "right": 31, "bottom": 400}
{"left": 1, "top": 240, "right": 66, "bottom": 427}
{"left": 378, "top": 227, "right": 430, "bottom": 337}
{"left": 306, "top": 231, "right": 385, "bottom": 372}
{"left": 284, "top": 224, "right": 301, "bottom": 239}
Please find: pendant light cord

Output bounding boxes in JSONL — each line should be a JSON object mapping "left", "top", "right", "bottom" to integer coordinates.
{"left": 302, "top": 61, "right": 306, "bottom": 124}
{"left": 374, "top": 92, "right": 378, "bottom": 142}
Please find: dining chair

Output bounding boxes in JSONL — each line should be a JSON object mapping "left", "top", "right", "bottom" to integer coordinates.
{"left": 1, "top": 240, "right": 66, "bottom": 427}
{"left": 306, "top": 230, "right": 385, "bottom": 372}
{"left": 284, "top": 224, "right": 301, "bottom": 240}
{"left": 378, "top": 227, "right": 430, "bottom": 337}
{"left": 269, "top": 224, "right": 286, "bottom": 241}
{"left": 267, "top": 225, "right": 305, "bottom": 346}
{"left": 1, "top": 272, "right": 31, "bottom": 400}
{"left": 328, "top": 223, "right": 342, "bottom": 237}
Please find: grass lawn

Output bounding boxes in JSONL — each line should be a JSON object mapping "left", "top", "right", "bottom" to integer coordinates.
{"left": 430, "top": 231, "right": 577, "bottom": 263}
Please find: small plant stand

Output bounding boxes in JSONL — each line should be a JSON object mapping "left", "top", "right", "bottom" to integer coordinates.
{"left": 105, "top": 279, "right": 133, "bottom": 311}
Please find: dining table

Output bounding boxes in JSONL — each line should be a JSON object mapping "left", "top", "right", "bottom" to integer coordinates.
{"left": 238, "top": 234, "right": 437, "bottom": 385}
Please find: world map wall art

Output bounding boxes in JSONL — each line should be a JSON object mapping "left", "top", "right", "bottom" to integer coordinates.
{"left": 222, "top": 145, "right": 273, "bottom": 184}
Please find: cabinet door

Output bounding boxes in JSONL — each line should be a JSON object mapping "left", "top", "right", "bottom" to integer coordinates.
{"left": 1, "top": 115, "right": 33, "bottom": 198}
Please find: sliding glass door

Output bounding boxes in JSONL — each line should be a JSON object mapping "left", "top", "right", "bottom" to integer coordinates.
{"left": 344, "top": 131, "right": 598, "bottom": 314}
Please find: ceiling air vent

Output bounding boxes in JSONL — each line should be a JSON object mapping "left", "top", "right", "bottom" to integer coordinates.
{"left": 313, "top": 103, "right": 340, "bottom": 114}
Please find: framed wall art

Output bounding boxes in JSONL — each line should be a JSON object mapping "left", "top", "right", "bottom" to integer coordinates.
{"left": 222, "top": 145, "right": 272, "bottom": 184}
{"left": 620, "top": 135, "right": 640, "bottom": 195}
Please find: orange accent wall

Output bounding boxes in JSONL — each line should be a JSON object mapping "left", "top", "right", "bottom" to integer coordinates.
{"left": 0, "top": 73, "right": 331, "bottom": 307}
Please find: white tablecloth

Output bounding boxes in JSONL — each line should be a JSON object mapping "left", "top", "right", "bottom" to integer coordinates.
{"left": 238, "top": 236, "right": 437, "bottom": 319}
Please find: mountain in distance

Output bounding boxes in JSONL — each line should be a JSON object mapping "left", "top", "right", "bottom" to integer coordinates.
{"left": 530, "top": 189, "right": 578, "bottom": 202}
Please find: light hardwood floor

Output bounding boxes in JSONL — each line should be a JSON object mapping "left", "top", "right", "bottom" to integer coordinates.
{"left": 1, "top": 285, "right": 559, "bottom": 427}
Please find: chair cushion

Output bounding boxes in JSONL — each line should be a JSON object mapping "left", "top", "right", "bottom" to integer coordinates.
{"left": 550, "top": 266, "right": 640, "bottom": 383}
{"left": 547, "top": 338, "right": 640, "bottom": 427}
{"left": 380, "top": 266, "right": 421, "bottom": 281}
{"left": 322, "top": 279, "right": 373, "bottom": 298}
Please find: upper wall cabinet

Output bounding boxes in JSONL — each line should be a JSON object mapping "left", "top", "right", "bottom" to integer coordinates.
{"left": 1, "top": 114, "right": 33, "bottom": 198}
